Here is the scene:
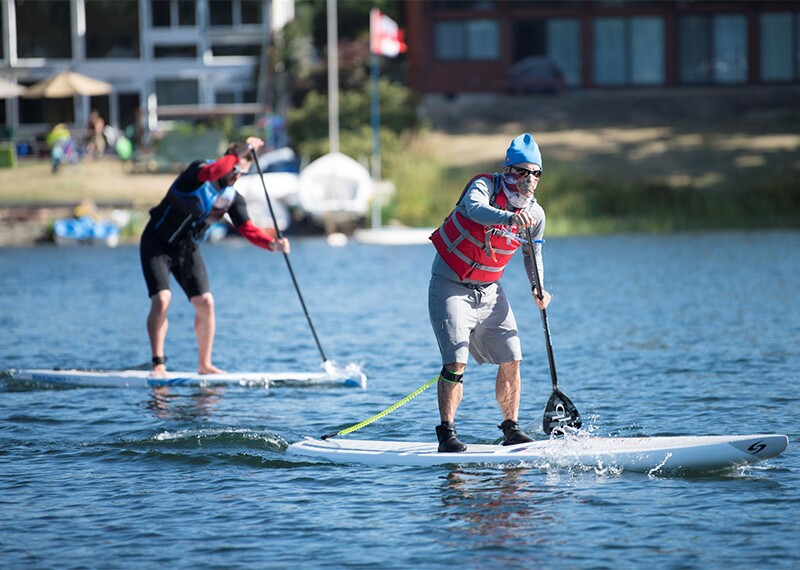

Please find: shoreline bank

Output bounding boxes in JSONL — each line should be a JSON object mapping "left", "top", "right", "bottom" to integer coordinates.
{"left": 2, "top": 87, "right": 798, "bottom": 246}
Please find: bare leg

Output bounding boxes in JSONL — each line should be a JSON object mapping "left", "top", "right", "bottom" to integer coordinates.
{"left": 496, "top": 360, "right": 534, "bottom": 444}
{"left": 438, "top": 362, "right": 466, "bottom": 423}
{"left": 496, "top": 360, "right": 522, "bottom": 422}
{"left": 191, "top": 292, "right": 223, "bottom": 374}
{"left": 147, "top": 290, "right": 171, "bottom": 376}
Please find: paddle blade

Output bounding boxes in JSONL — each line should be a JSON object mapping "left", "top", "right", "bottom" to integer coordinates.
{"left": 543, "top": 388, "right": 582, "bottom": 435}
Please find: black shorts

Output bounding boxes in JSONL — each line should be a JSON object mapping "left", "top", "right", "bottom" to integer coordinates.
{"left": 140, "top": 221, "right": 210, "bottom": 299}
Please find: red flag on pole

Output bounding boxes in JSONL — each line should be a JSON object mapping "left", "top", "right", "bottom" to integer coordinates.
{"left": 370, "top": 8, "right": 407, "bottom": 58}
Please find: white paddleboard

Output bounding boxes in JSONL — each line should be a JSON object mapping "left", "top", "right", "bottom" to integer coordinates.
{"left": 288, "top": 434, "right": 788, "bottom": 473}
{"left": 8, "top": 366, "right": 366, "bottom": 389}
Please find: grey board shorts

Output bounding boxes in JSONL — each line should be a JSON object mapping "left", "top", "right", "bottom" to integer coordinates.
{"left": 428, "top": 274, "right": 522, "bottom": 366}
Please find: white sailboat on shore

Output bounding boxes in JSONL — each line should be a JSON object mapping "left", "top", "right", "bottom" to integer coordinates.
{"left": 296, "top": 152, "right": 372, "bottom": 232}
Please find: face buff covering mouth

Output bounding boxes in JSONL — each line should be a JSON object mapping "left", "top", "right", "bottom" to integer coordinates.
{"left": 501, "top": 173, "right": 535, "bottom": 209}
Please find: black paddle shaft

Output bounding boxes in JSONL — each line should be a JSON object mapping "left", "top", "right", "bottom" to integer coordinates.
{"left": 250, "top": 148, "right": 328, "bottom": 363}
{"left": 524, "top": 227, "right": 581, "bottom": 434}
{"left": 524, "top": 227, "right": 559, "bottom": 391}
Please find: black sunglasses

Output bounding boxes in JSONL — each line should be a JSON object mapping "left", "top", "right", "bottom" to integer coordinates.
{"left": 511, "top": 166, "right": 542, "bottom": 178}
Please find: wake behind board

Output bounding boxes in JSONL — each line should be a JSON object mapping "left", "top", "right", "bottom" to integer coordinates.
{"left": 288, "top": 434, "right": 788, "bottom": 473}
{"left": 8, "top": 366, "right": 366, "bottom": 389}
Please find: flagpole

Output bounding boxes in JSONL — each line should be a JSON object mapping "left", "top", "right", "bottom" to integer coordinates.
{"left": 370, "top": 52, "right": 381, "bottom": 230}
{"left": 368, "top": 7, "right": 406, "bottom": 232}
{"left": 327, "top": 0, "right": 339, "bottom": 154}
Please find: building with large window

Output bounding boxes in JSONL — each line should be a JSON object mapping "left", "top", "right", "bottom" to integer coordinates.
{"left": 404, "top": 0, "right": 800, "bottom": 95}
{"left": 1, "top": 0, "right": 282, "bottom": 151}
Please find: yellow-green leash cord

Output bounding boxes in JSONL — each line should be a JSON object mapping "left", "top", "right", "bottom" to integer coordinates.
{"left": 321, "top": 375, "right": 439, "bottom": 440}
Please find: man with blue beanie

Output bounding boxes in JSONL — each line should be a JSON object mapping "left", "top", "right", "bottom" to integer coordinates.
{"left": 429, "top": 133, "right": 551, "bottom": 452}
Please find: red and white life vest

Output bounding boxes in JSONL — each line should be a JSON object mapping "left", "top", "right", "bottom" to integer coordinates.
{"left": 430, "top": 174, "right": 522, "bottom": 283}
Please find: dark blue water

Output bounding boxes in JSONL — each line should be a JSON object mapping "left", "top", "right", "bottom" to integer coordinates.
{"left": 1, "top": 231, "right": 798, "bottom": 569}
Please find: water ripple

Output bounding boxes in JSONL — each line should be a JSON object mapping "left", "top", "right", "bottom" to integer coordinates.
{"left": 1, "top": 233, "right": 798, "bottom": 568}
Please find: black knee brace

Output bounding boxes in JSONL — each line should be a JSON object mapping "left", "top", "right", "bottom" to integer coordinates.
{"left": 439, "top": 366, "right": 464, "bottom": 384}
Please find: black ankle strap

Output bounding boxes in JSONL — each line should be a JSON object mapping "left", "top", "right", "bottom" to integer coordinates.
{"left": 152, "top": 356, "right": 167, "bottom": 366}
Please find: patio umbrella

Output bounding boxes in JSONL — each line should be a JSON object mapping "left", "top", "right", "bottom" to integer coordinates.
{"left": 23, "top": 70, "right": 112, "bottom": 98}
{"left": 0, "top": 77, "right": 26, "bottom": 99}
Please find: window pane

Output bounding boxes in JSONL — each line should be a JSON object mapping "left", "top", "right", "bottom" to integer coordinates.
{"left": 211, "top": 43, "right": 261, "bottom": 57}
{"left": 209, "top": 0, "right": 232, "bottom": 26}
{"left": 433, "top": 1, "right": 496, "bottom": 11}
{"left": 86, "top": 1, "right": 140, "bottom": 58}
{"left": 154, "top": 45, "right": 198, "bottom": 58}
{"left": 548, "top": 19, "right": 581, "bottom": 86}
{"left": 679, "top": 15, "right": 711, "bottom": 84}
{"left": 178, "top": 0, "right": 196, "bottom": 26}
{"left": 594, "top": 18, "right": 626, "bottom": 85}
{"left": 466, "top": 20, "right": 499, "bottom": 60}
{"left": 514, "top": 1, "right": 574, "bottom": 7}
{"left": 514, "top": 19, "right": 547, "bottom": 58}
{"left": 760, "top": 13, "right": 793, "bottom": 81}
{"left": 16, "top": 0, "right": 72, "bottom": 58}
{"left": 19, "top": 97, "right": 73, "bottom": 126}
{"left": 155, "top": 79, "right": 199, "bottom": 105}
{"left": 151, "top": 0, "right": 170, "bottom": 27}
{"left": 435, "top": 21, "right": 465, "bottom": 60}
{"left": 631, "top": 16, "right": 664, "bottom": 84}
{"left": 713, "top": 14, "right": 747, "bottom": 83}
{"left": 435, "top": 19, "right": 498, "bottom": 61}
{"left": 241, "top": 0, "right": 262, "bottom": 25}
{"left": 216, "top": 91, "right": 236, "bottom": 104}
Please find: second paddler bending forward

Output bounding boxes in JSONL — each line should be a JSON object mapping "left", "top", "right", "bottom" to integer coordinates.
{"left": 140, "top": 136, "right": 289, "bottom": 377}
{"left": 428, "top": 133, "right": 551, "bottom": 452}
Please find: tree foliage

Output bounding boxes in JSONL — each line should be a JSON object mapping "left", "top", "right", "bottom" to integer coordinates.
{"left": 287, "top": 78, "right": 419, "bottom": 160}
{"left": 275, "top": 1, "right": 420, "bottom": 167}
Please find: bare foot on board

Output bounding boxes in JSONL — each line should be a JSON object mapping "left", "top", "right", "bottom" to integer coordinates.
{"left": 198, "top": 364, "right": 225, "bottom": 375}
{"left": 150, "top": 364, "right": 168, "bottom": 378}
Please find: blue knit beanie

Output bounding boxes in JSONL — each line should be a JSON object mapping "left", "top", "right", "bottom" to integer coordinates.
{"left": 504, "top": 133, "right": 542, "bottom": 168}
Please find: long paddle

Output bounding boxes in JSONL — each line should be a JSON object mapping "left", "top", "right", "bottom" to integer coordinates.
{"left": 524, "top": 227, "right": 581, "bottom": 434}
{"left": 250, "top": 148, "right": 330, "bottom": 365}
